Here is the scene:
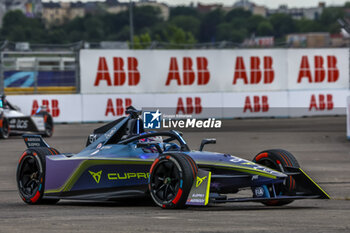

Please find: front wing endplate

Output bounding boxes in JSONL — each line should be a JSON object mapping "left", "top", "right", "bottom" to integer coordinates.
{"left": 186, "top": 169, "right": 211, "bottom": 206}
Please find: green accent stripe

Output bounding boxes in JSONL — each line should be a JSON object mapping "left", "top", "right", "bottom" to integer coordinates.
{"left": 204, "top": 172, "right": 211, "bottom": 206}
{"left": 299, "top": 168, "right": 331, "bottom": 199}
{"left": 45, "top": 159, "right": 153, "bottom": 194}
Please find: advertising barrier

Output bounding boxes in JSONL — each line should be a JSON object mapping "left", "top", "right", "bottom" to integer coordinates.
{"left": 222, "top": 91, "right": 289, "bottom": 118}
{"left": 80, "top": 48, "right": 349, "bottom": 94}
{"left": 5, "top": 91, "right": 348, "bottom": 123}
{"left": 6, "top": 48, "right": 349, "bottom": 123}
{"left": 287, "top": 49, "right": 349, "bottom": 90}
{"left": 288, "top": 90, "right": 348, "bottom": 117}
{"left": 7, "top": 95, "right": 82, "bottom": 123}
{"left": 80, "top": 49, "right": 288, "bottom": 94}
{"left": 82, "top": 94, "right": 154, "bottom": 122}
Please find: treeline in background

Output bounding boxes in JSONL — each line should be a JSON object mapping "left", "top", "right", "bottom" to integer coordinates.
{"left": 0, "top": 3, "right": 349, "bottom": 46}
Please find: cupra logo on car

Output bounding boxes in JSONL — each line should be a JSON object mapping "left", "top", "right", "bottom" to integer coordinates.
{"left": 89, "top": 170, "right": 102, "bottom": 184}
{"left": 196, "top": 176, "right": 207, "bottom": 188}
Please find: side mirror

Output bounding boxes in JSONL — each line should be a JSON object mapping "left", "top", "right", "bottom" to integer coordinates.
{"left": 199, "top": 138, "right": 216, "bottom": 151}
{"left": 137, "top": 142, "right": 163, "bottom": 154}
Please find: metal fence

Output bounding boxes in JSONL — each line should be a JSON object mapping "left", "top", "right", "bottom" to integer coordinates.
{"left": 0, "top": 42, "right": 80, "bottom": 94}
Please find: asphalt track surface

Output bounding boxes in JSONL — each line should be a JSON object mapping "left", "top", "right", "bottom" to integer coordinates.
{"left": 1, "top": 117, "right": 350, "bottom": 233}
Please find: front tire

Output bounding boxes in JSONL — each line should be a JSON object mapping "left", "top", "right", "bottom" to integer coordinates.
{"left": 17, "top": 147, "right": 60, "bottom": 204}
{"left": 149, "top": 153, "right": 197, "bottom": 209}
{"left": 253, "top": 149, "right": 300, "bottom": 206}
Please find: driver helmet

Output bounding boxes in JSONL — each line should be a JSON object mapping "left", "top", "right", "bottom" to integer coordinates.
{"left": 139, "top": 134, "right": 163, "bottom": 153}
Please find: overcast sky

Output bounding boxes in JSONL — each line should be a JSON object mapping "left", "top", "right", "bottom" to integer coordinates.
{"left": 44, "top": 0, "right": 350, "bottom": 8}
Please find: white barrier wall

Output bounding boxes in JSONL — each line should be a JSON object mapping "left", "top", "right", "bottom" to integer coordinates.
{"left": 288, "top": 49, "right": 349, "bottom": 90}
{"left": 6, "top": 92, "right": 349, "bottom": 123}
{"left": 80, "top": 48, "right": 349, "bottom": 94}
{"left": 80, "top": 49, "right": 288, "bottom": 94}
{"left": 288, "top": 90, "right": 348, "bottom": 117}
{"left": 222, "top": 91, "right": 289, "bottom": 118}
{"left": 82, "top": 94, "right": 154, "bottom": 122}
{"left": 7, "top": 95, "right": 83, "bottom": 123}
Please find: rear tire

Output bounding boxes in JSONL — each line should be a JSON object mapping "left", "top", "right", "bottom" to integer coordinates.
{"left": 253, "top": 149, "right": 299, "bottom": 206}
{"left": 149, "top": 153, "right": 196, "bottom": 209}
{"left": 17, "top": 147, "right": 60, "bottom": 204}
{"left": 0, "top": 117, "right": 9, "bottom": 139}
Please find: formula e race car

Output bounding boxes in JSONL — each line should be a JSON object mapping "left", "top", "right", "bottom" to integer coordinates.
{"left": 16, "top": 107, "right": 329, "bottom": 208}
{"left": 0, "top": 95, "right": 53, "bottom": 139}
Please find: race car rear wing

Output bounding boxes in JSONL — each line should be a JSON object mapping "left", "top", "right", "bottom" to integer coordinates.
{"left": 23, "top": 134, "right": 49, "bottom": 148}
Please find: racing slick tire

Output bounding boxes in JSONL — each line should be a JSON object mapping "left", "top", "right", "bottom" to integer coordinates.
{"left": 149, "top": 153, "right": 197, "bottom": 209}
{"left": 182, "top": 154, "right": 198, "bottom": 177}
{"left": 16, "top": 147, "right": 60, "bottom": 205}
{"left": 253, "top": 149, "right": 300, "bottom": 206}
{"left": 0, "top": 117, "right": 10, "bottom": 139}
{"left": 42, "top": 113, "right": 54, "bottom": 138}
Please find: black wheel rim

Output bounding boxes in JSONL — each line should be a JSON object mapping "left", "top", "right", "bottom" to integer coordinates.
{"left": 151, "top": 159, "right": 181, "bottom": 204}
{"left": 18, "top": 156, "right": 41, "bottom": 198}
{"left": 259, "top": 159, "right": 278, "bottom": 170}
{"left": 257, "top": 158, "right": 288, "bottom": 195}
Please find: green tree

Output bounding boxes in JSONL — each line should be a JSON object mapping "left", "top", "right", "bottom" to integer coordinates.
{"left": 133, "top": 6, "right": 163, "bottom": 33}
{"left": 101, "top": 11, "right": 129, "bottom": 36}
{"left": 257, "top": 21, "right": 274, "bottom": 36}
{"left": 1, "top": 10, "right": 46, "bottom": 42}
{"left": 295, "top": 18, "right": 324, "bottom": 33}
{"left": 84, "top": 17, "right": 104, "bottom": 41}
{"left": 269, "top": 13, "right": 296, "bottom": 38}
{"left": 216, "top": 23, "right": 247, "bottom": 43}
{"left": 162, "top": 24, "right": 196, "bottom": 47}
{"left": 133, "top": 32, "right": 152, "bottom": 49}
{"left": 320, "top": 7, "right": 344, "bottom": 26}
{"left": 199, "top": 9, "right": 225, "bottom": 42}
{"left": 319, "top": 7, "right": 344, "bottom": 33}
{"left": 46, "top": 29, "right": 68, "bottom": 44}
{"left": 225, "top": 8, "right": 252, "bottom": 22}
{"left": 115, "top": 25, "right": 131, "bottom": 41}
{"left": 170, "top": 15, "right": 200, "bottom": 38}
{"left": 170, "top": 6, "right": 199, "bottom": 19}
{"left": 246, "top": 15, "right": 267, "bottom": 34}
{"left": 7, "top": 26, "right": 26, "bottom": 41}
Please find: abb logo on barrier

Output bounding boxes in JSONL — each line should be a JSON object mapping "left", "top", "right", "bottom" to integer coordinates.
{"left": 105, "top": 98, "right": 132, "bottom": 116}
{"left": 176, "top": 97, "right": 202, "bottom": 114}
{"left": 94, "top": 57, "right": 140, "bottom": 86}
{"left": 298, "top": 56, "right": 339, "bottom": 83}
{"left": 233, "top": 56, "right": 274, "bottom": 85}
{"left": 31, "top": 99, "right": 60, "bottom": 117}
{"left": 166, "top": 57, "right": 210, "bottom": 86}
{"left": 309, "top": 94, "right": 333, "bottom": 111}
{"left": 243, "top": 96, "right": 269, "bottom": 113}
